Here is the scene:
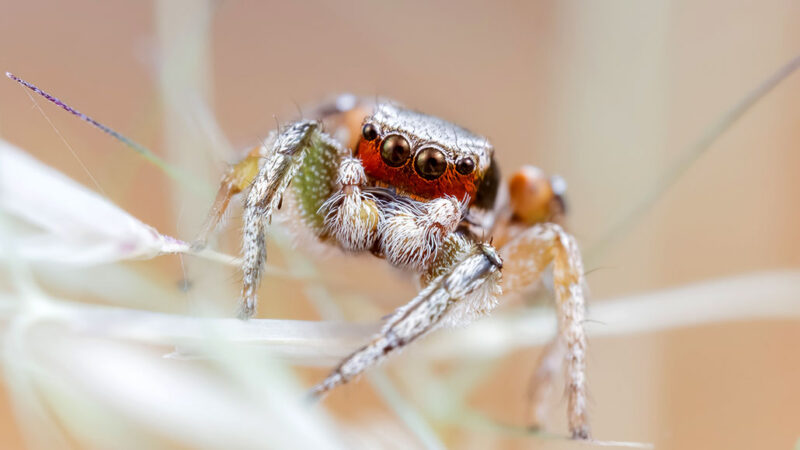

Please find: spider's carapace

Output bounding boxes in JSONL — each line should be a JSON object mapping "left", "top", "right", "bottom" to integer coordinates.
{"left": 354, "top": 103, "right": 494, "bottom": 204}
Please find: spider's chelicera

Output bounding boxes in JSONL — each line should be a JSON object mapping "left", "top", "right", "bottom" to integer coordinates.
{"left": 198, "top": 96, "right": 590, "bottom": 439}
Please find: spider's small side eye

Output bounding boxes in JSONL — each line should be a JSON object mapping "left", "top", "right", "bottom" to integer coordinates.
{"left": 455, "top": 157, "right": 475, "bottom": 175}
{"left": 362, "top": 123, "right": 379, "bottom": 141}
{"left": 380, "top": 135, "right": 411, "bottom": 167}
{"left": 414, "top": 147, "right": 447, "bottom": 180}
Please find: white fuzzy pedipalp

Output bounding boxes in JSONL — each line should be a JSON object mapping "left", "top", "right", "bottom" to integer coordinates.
{"left": 320, "top": 157, "right": 381, "bottom": 252}
{"left": 378, "top": 196, "right": 466, "bottom": 271}
{"left": 321, "top": 190, "right": 381, "bottom": 251}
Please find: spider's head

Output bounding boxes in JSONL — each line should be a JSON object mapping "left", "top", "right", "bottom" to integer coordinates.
{"left": 356, "top": 103, "right": 494, "bottom": 203}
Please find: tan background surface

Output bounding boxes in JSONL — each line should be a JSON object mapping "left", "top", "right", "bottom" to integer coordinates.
{"left": 0, "top": 1, "right": 798, "bottom": 448}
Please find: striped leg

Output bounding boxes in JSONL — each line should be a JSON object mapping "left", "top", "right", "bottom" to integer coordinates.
{"left": 239, "top": 120, "right": 331, "bottom": 318}
{"left": 310, "top": 236, "right": 503, "bottom": 397}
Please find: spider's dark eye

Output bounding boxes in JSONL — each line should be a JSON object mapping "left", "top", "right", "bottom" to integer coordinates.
{"left": 414, "top": 147, "right": 447, "bottom": 180}
{"left": 380, "top": 135, "right": 411, "bottom": 167}
{"left": 362, "top": 123, "right": 379, "bottom": 141}
{"left": 455, "top": 157, "right": 475, "bottom": 175}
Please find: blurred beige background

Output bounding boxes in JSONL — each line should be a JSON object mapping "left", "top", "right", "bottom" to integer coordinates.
{"left": 0, "top": 1, "right": 798, "bottom": 449}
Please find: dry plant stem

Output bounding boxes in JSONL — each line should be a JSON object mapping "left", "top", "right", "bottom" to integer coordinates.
{"left": 5, "top": 72, "right": 203, "bottom": 193}
{"left": 367, "top": 371, "right": 446, "bottom": 450}
{"left": 27, "top": 270, "right": 797, "bottom": 365}
{"left": 427, "top": 269, "right": 800, "bottom": 360}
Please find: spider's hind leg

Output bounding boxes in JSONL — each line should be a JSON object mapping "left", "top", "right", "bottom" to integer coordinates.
{"left": 526, "top": 335, "right": 566, "bottom": 431}
{"left": 501, "top": 222, "right": 590, "bottom": 440}
{"left": 193, "top": 142, "right": 269, "bottom": 249}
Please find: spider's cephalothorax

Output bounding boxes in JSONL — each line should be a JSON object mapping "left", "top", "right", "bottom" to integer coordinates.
{"left": 356, "top": 103, "right": 494, "bottom": 203}
{"left": 199, "top": 96, "right": 589, "bottom": 439}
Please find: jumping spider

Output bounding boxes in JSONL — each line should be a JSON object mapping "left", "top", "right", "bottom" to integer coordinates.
{"left": 198, "top": 96, "right": 590, "bottom": 439}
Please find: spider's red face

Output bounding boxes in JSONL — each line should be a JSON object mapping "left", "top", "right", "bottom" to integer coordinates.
{"left": 355, "top": 104, "right": 493, "bottom": 203}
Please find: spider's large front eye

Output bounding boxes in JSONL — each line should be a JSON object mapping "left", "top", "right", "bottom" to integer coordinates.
{"left": 380, "top": 135, "right": 411, "bottom": 167}
{"left": 362, "top": 123, "right": 379, "bottom": 141}
{"left": 414, "top": 147, "right": 447, "bottom": 180}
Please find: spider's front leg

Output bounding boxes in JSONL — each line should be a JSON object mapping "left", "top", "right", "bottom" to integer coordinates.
{"left": 195, "top": 95, "right": 371, "bottom": 249}
{"left": 239, "top": 120, "right": 334, "bottom": 318}
{"left": 310, "top": 234, "right": 503, "bottom": 397}
{"left": 501, "top": 222, "right": 590, "bottom": 439}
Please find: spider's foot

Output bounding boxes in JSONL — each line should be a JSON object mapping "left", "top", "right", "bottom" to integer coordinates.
{"left": 308, "top": 372, "right": 342, "bottom": 402}
{"left": 305, "top": 384, "right": 326, "bottom": 404}
{"left": 571, "top": 425, "right": 591, "bottom": 440}
{"left": 236, "top": 295, "right": 256, "bottom": 320}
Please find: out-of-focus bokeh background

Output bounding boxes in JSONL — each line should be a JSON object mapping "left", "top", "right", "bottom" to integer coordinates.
{"left": 0, "top": 1, "right": 798, "bottom": 449}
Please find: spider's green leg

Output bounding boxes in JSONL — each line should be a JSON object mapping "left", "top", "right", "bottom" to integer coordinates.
{"left": 194, "top": 143, "right": 268, "bottom": 248}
